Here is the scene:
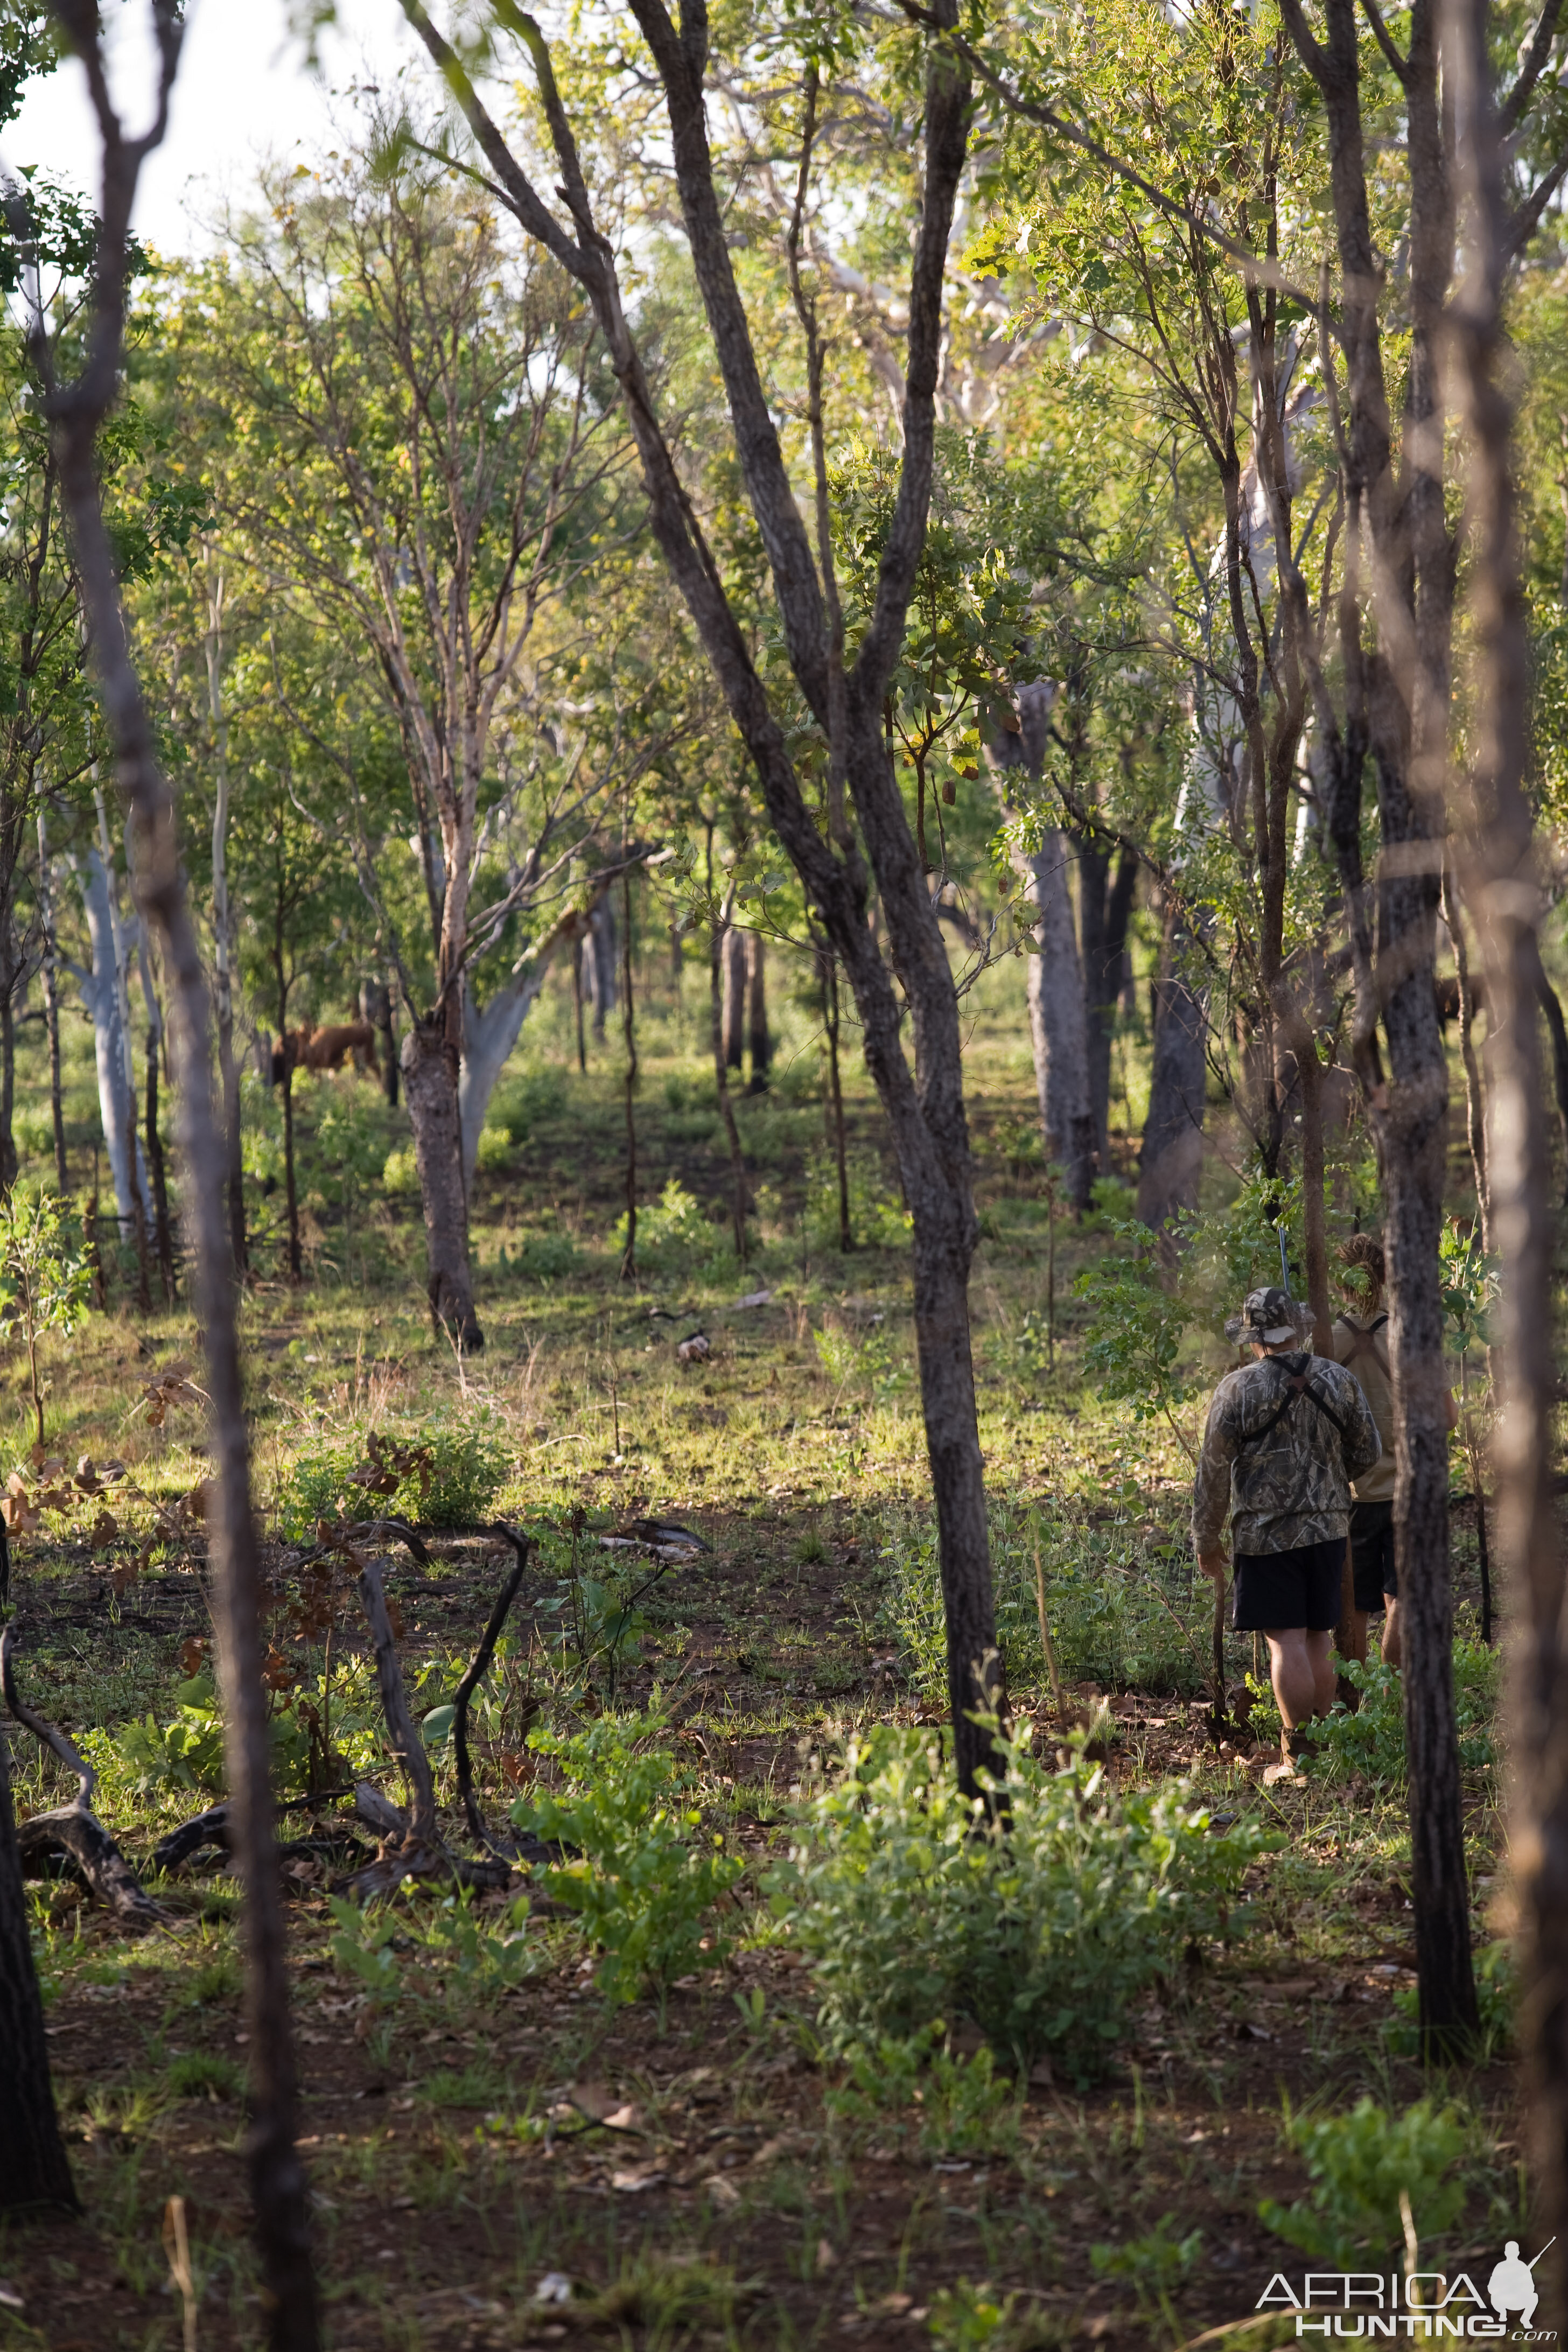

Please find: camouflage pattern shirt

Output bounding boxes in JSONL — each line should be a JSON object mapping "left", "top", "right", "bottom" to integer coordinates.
{"left": 1192, "top": 1350, "right": 1382, "bottom": 1557}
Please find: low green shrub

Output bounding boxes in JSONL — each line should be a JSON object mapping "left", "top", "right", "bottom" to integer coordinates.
{"left": 500, "top": 1228, "right": 579, "bottom": 1280}
{"left": 1310, "top": 1643, "right": 1499, "bottom": 1784}
{"left": 276, "top": 1421, "right": 510, "bottom": 1536}
{"left": 825, "top": 2025, "right": 1021, "bottom": 2159}
{"left": 1386, "top": 1938, "right": 1516, "bottom": 2062}
{"left": 475, "top": 1125, "right": 512, "bottom": 1173}
{"left": 613, "top": 1177, "right": 714, "bottom": 1272}
{"left": 806, "top": 1146, "right": 911, "bottom": 1250}
{"left": 774, "top": 1726, "right": 1265, "bottom": 2080}
{"left": 165, "top": 2051, "right": 245, "bottom": 2101}
{"left": 1259, "top": 2097, "right": 1468, "bottom": 2267}
{"left": 513, "top": 1712, "right": 743, "bottom": 2006}
{"left": 877, "top": 1508, "right": 1210, "bottom": 1699}
{"left": 326, "top": 1890, "right": 537, "bottom": 1998}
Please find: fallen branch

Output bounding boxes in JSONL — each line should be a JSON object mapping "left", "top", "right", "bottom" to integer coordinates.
{"left": 2, "top": 1627, "right": 162, "bottom": 1923}
{"left": 334, "top": 1550, "right": 508, "bottom": 1901}
{"left": 153, "top": 1788, "right": 359, "bottom": 1876}
{"left": 453, "top": 1526, "right": 530, "bottom": 1850}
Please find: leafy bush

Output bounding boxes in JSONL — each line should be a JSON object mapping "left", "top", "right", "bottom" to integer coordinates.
{"left": 475, "top": 1125, "right": 512, "bottom": 1174}
{"left": 382, "top": 1145, "right": 418, "bottom": 1197}
{"left": 613, "top": 1178, "right": 713, "bottom": 1272}
{"left": 1090, "top": 2216, "right": 1203, "bottom": 2298}
{"left": 1259, "top": 2097, "right": 1468, "bottom": 2267}
{"left": 500, "top": 1228, "right": 579, "bottom": 1280}
{"left": 825, "top": 2025, "right": 1021, "bottom": 2159}
{"left": 774, "top": 1726, "right": 1264, "bottom": 2079}
{"left": 327, "top": 1890, "right": 539, "bottom": 1999}
{"left": 513, "top": 1712, "right": 743, "bottom": 2006}
{"left": 276, "top": 1421, "right": 510, "bottom": 1536}
{"left": 1308, "top": 1644, "right": 1499, "bottom": 1784}
{"left": 805, "top": 1145, "right": 911, "bottom": 1250}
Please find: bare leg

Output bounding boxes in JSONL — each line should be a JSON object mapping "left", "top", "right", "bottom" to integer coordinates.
{"left": 1269, "top": 1637, "right": 1316, "bottom": 1731}
{"left": 1380, "top": 1595, "right": 1402, "bottom": 1669}
{"left": 1308, "top": 1629, "right": 1336, "bottom": 1715}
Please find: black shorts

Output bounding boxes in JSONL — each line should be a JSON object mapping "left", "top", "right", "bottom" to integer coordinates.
{"left": 1232, "top": 1537, "right": 1348, "bottom": 1634}
{"left": 1349, "top": 1500, "right": 1397, "bottom": 1611}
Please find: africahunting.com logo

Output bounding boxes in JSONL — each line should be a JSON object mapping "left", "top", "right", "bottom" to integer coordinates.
{"left": 1255, "top": 2240, "right": 1557, "bottom": 2336}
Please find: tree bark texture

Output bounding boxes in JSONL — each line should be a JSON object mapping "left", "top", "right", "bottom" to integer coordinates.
{"left": 69, "top": 844, "right": 146, "bottom": 1234}
{"left": 207, "top": 599, "right": 247, "bottom": 1280}
{"left": 1019, "top": 831, "right": 1095, "bottom": 1214}
{"left": 1138, "top": 899, "right": 1208, "bottom": 1233}
{"left": 586, "top": 893, "right": 617, "bottom": 1040}
{"left": 746, "top": 929, "right": 769, "bottom": 1092}
{"left": 405, "top": 0, "right": 1005, "bottom": 1796}
{"left": 402, "top": 1014, "right": 482, "bottom": 1350}
{"left": 619, "top": 870, "right": 639, "bottom": 1283}
{"left": 0, "top": 1719, "right": 78, "bottom": 2213}
{"left": 37, "top": 814, "right": 68, "bottom": 1195}
{"left": 710, "top": 881, "right": 748, "bottom": 1259}
{"left": 360, "top": 977, "right": 398, "bottom": 1108}
{"left": 1079, "top": 839, "right": 1137, "bottom": 1170}
{"left": 29, "top": 9, "right": 322, "bottom": 2329}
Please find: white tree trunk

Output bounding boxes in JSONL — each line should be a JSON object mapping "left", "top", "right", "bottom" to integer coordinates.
{"left": 67, "top": 847, "right": 147, "bottom": 1230}
{"left": 1018, "top": 832, "right": 1095, "bottom": 1211}
{"left": 458, "top": 966, "right": 552, "bottom": 1185}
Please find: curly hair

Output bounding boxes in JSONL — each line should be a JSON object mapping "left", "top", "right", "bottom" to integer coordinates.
{"left": 1337, "top": 1231, "right": 1387, "bottom": 1294}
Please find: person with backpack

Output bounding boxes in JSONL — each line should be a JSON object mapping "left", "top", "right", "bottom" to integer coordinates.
{"left": 1330, "top": 1231, "right": 1457, "bottom": 1671}
{"left": 1194, "top": 1286, "right": 1382, "bottom": 1775}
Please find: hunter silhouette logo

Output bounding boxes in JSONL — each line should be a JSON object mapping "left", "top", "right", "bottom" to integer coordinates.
{"left": 1488, "top": 2240, "right": 1553, "bottom": 2329}
{"left": 1255, "top": 2239, "right": 1561, "bottom": 2335}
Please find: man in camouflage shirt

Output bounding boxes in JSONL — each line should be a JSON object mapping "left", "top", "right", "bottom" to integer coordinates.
{"left": 1194, "top": 1286, "right": 1382, "bottom": 1770}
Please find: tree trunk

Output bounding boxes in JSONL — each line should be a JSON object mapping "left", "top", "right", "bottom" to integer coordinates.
{"left": 37, "top": 813, "right": 67, "bottom": 1195}
{"left": 360, "top": 977, "right": 398, "bottom": 1109}
{"left": 402, "top": 0, "right": 1003, "bottom": 1797}
{"left": 1138, "top": 897, "right": 1207, "bottom": 1233}
{"left": 40, "top": 60, "right": 323, "bottom": 2325}
{"left": 586, "top": 893, "right": 617, "bottom": 1040}
{"left": 1018, "top": 834, "right": 1094, "bottom": 1213}
{"left": 710, "top": 876, "right": 748, "bottom": 1258}
{"left": 207, "top": 605, "right": 247, "bottom": 1280}
{"left": 278, "top": 1030, "right": 302, "bottom": 1286}
{"left": 1444, "top": 863, "right": 1490, "bottom": 1241}
{"left": 1528, "top": 941, "right": 1568, "bottom": 1208}
{"left": 137, "top": 938, "right": 176, "bottom": 1304}
{"left": 457, "top": 909, "right": 583, "bottom": 1183}
{"left": 1079, "top": 839, "right": 1137, "bottom": 1170}
{"left": 69, "top": 846, "right": 147, "bottom": 1238}
{"left": 619, "top": 871, "right": 639, "bottom": 1283}
{"left": 720, "top": 924, "right": 746, "bottom": 1070}
{"left": 1441, "top": 0, "right": 1565, "bottom": 2259}
{"left": 0, "top": 1715, "right": 78, "bottom": 2213}
{"left": 402, "top": 1014, "right": 482, "bottom": 1349}
{"left": 0, "top": 984, "right": 16, "bottom": 1191}
{"left": 145, "top": 1023, "right": 175, "bottom": 1304}
{"left": 746, "top": 928, "right": 769, "bottom": 1093}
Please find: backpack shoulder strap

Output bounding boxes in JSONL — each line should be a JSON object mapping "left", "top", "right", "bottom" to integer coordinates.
{"left": 1338, "top": 1312, "right": 1391, "bottom": 1381}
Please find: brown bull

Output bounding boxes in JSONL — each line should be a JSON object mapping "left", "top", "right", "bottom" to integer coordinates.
{"left": 270, "top": 1021, "right": 380, "bottom": 1085}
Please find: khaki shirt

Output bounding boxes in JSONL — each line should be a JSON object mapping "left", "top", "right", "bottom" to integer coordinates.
{"left": 1332, "top": 1312, "right": 1396, "bottom": 1504}
{"left": 1192, "top": 1350, "right": 1382, "bottom": 1557}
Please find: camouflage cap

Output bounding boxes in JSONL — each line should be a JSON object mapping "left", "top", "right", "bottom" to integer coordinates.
{"left": 1224, "top": 1285, "right": 1312, "bottom": 1347}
